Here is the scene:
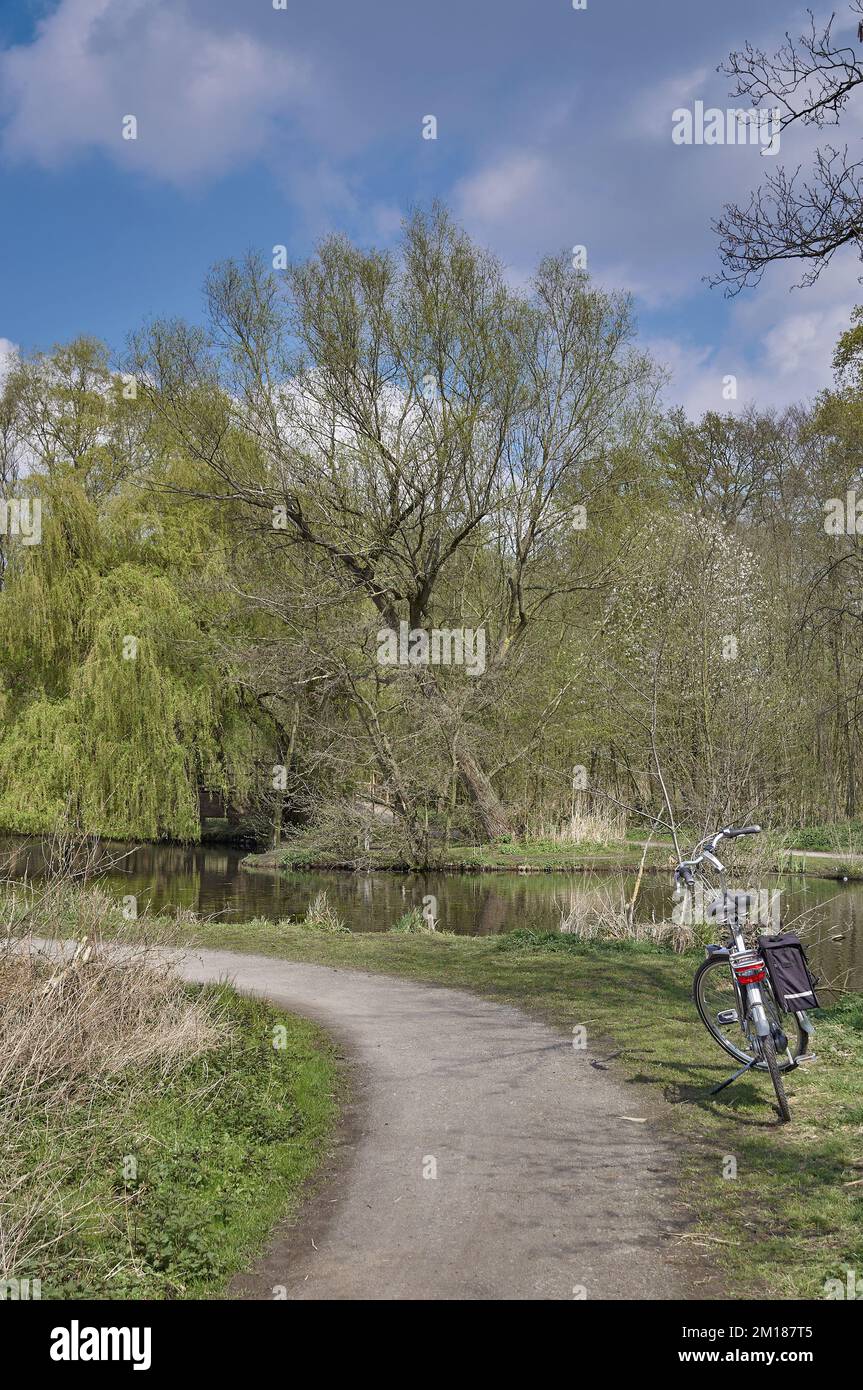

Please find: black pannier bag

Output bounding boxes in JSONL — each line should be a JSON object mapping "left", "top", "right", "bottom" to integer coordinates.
{"left": 757, "top": 933, "right": 820, "bottom": 1012}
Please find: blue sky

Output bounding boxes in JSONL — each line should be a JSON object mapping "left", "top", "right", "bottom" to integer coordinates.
{"left": 1, "top": 0, "right": 860, "bottom": 415}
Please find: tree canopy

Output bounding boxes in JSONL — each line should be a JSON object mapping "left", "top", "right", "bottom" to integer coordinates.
{"left": 3, "top": 210, "right": 863, "bottom": 855}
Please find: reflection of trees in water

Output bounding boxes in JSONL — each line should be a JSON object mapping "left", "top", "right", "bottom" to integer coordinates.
{"left": 103, "top": 844, "right": 204, "bottom": 914}
{"left": 472, "top": 891, "right": 510, "bottom": 936}
{"left": 790, "top": 888, "right": 860, "bottom": 1001}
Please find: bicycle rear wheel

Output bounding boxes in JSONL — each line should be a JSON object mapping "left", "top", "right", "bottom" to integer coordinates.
{"left": 693, "top": 954, "right": 807, "bottom": 1070}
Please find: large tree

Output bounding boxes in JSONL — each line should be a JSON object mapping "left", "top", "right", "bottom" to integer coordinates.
{"left": 134, "top": 206, "right": 656, "bottom": 843}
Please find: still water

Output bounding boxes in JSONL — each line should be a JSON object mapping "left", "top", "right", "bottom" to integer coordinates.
{"left": 1, "top": 834, "right": 860, "bottom": 993}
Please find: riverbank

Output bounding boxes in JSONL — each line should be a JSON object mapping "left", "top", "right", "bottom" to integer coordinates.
{"left": 242, "top": 833, "right": 863, "bottom": 881}
{"left": 81, "top": 902, "right": 863, "bottom": 1300}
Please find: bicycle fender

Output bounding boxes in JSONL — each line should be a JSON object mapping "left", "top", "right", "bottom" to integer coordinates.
{"left": 747, "top": 989, "right": 771, "bottom": 1037}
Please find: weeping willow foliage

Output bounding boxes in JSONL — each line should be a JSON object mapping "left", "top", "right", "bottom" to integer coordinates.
{"left": 0, "top": 698, "right": 80, "bottom": 834}
{"left": 2, "top": 474, "right": 100, "bottom": 696}
{"left": 0, "top": 468, "right": 259, "bottom": 841}
{"left": 71, "top": 566, "right": 256, "bottom": 839}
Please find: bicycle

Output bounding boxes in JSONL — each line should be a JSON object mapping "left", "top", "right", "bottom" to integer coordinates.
{"left": 674, "top": 824, "right": 813, "bottom": 1123}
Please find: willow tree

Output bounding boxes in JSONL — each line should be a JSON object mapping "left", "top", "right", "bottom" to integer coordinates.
{"left": 133, "top": 206, "right": 656, "bottom": 842}
{"left": 0, "top": 341, "right": 264, "bottom": 840}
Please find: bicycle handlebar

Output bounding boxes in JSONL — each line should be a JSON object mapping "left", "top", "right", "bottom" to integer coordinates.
{"left": 703, "top": 824, "right": 761, "bottom": 853}
{"left": 674, "top": 824, "right": 762, "bottom": 880}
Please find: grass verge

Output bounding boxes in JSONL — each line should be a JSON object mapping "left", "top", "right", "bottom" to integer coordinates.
{"left": 243, "top": 835, "right": 863, "bottom": 880}
{"left": 52, "top": 990, "right": 341, "bottom": 1299}
{"left": 2, "top": 931, "right": 341, "bottom": 1299}
{"left": 243, "top": 837, "right": 669, "bottom": 874}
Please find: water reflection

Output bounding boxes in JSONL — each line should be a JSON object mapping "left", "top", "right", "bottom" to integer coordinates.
{"left": 0, "top": 834, "right": 858, "bottom": 993}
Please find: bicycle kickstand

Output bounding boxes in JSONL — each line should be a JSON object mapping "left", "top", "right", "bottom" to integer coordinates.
{"left": 709, "top": 1056, "right": 760, "bottom": 1096}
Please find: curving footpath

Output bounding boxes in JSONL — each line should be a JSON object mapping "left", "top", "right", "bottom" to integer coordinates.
{"left": 170, "top": 946, "right": 712, "bottom": 1301}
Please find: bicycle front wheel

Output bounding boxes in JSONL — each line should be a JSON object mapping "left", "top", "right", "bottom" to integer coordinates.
{"left": 693, "top": 954, "right": 807, "bottom": 1070}
{"left": 761, "top": 1033, "right": 792, "bottom": 1122}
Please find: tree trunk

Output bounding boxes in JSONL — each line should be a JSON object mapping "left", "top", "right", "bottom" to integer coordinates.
{"left": 412, "top": 669, "right": 512, "bottom": 841}
{"left": 455, "top": 741, "right": 511, "bottom": 840}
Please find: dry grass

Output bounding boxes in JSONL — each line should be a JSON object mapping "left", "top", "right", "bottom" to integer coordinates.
{"left": 556, "top": 880, "right": 695, "bottom": 952}
{"left": 0, "top": 841, "right": 229, "bottom": 1284}
{"left": 301, "top": 890, "right": 349, "bottom": 934}
{"left": 525, "top": 805, "right": 627, "bottom": 846}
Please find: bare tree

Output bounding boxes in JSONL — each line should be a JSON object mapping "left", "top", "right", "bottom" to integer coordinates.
{"left": 711, "top": 4, "right": 863, "bottom": 291}
{"left": 0, "top": 369, "right": 24, "bottom": 591}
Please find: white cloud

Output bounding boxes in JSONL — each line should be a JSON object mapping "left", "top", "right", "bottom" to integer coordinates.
{"left": 455, "top": 154, "right": 551, "bottom": 226}
{"left": 641, "top": 336, "right": 723, "bottom": 417}
{"left": 654, "top": 247, "right": 863, "bottom": 416}
{"left": 0, "top": 0, "right": 313, "bottom": 183}
{"left": 0, "top": 337, "right": 18, "bottom": 383}
{"left": 624, "top": 65, "right": 710, "bottom": 142}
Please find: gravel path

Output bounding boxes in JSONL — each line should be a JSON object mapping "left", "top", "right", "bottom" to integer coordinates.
{"left": 170, "top": 947, "right": 710, "bottom": 1301}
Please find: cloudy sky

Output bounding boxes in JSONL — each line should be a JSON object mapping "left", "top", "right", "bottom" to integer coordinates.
{"left": 1, "top": 0, "right": 860, "bottom": 414}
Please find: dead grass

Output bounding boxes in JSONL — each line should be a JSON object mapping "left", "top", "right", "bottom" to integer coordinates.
{"left": 0, "top": 844, "right": 230, "bottom": 1283}
{"left": 525, "top": 805, "right": 628, "bottom": 846}
{"left": 556, "top": 880, "right": 695, "bottom": 951}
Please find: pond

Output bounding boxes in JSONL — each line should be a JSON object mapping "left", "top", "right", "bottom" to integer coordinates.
{"left": 1, "top": 834, "right": 860, "bottom": 995}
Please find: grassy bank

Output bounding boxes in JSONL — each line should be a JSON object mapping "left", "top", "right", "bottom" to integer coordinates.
{"left": 53, "top": 991, "right": 341, "bottom": 1300}
{"left": 243, "top": 837, "right": 672, "bottom": 874}
{"left": 243, "top": 834, "right": 863, "bottom": 881}
{"left": 150, "top": 915, "right": 862, "bottom": 1300}
{"left": 1, "top": 918, "right": 341, "bottom": 1300}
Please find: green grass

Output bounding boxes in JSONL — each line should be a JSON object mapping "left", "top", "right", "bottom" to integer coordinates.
{"left": 790, "top": 821, "right": 863, "bottom": 854}
{"left": 26, "top": 987, "right": 342, "bottom": 1300}
{"left": 151, "top": 918, "right": 863, "bottom": 1300}
{"left": 439, "top": 838, "right": 661, "bottom": 870}
{"left": 782, "top": 852, "right": 863, "bottom": 881}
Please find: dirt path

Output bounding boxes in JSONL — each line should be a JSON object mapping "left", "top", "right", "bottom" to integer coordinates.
{"left": 169, "top": 946, "right": 714, "bottom": 1301}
